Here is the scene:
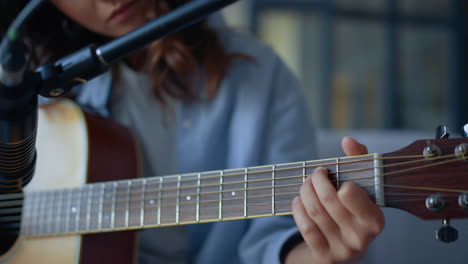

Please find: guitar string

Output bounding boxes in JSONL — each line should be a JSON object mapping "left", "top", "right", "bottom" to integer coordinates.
{"left": 161, "top": 152, "right": 457, "bottom": 187}
{"left": 0, "top": 153, "right": 434, "bottom": 189}
{"left": 14, "top": 156, "right": 467, "bottom": 224}
{"left": 1, "top": 155, "right": 465, "bottom": 227}
{"left": 0, "top": 151, "right": 455, "bottom": 211}
{"left": 18, "top": 199, "right": 341, "bottom": 236}
{"left": 19, "top": 194, "right": 465, "bottom": 237}
{"left": 16, "top": 187, "right": 464, "bottom": 225}
{"left": 7, "top": 190, "right": 461, "bottom": 221}
{"left": 3, "top": 154, "right": 464, "bottom": 215}
{"left": 138, "top": 153, "right": 457, "bottom": 195}
{"left": 150, "top": 153, "right": 430, "bottom": 184}
{"left": 14, "top": 191, "right": 463, "bottom": 223}
{"left": 18, "top": 160, "right": 468, "bottom": 228}
{"left": 120, "top": 153, "right": 436, "bottom": 187}
{"left": 16, "top": 152, "right": 459, "bottom": 202}
{"left": 10, "top": 187, "right": 468, "bottom": 234}
{"left": 45, "top": 154, "right": 468, "bottom": 204}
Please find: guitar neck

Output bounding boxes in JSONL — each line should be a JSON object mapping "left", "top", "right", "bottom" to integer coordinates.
{"left": 22, "top": 154, "right": 384, "bottom": 237}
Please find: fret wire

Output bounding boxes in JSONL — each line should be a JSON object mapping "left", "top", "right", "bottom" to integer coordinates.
{"left": 218, "top": 170, "right": 223, "bottom": 220}
{"left": 129, "top": 159, "right": 377, "bottom": 196}
{"left": 196, "top": 173, "right": 201, "bottom": 223}
{"left": 109, "top": 154, "right": 430, "bottom": 196}
{"left": 37, "top": 189, "right": 394, "bottom": 232}
{"left": 111, "top": 182, "right": 117, "bottom": 229}
{"left": 157, "top": 177, "right": 163, "bottom": 225}
{"left": 336, "top": 158, "right": 340, "bottom": 189}
{"left": 272, "top": 165, "right": 275, "bottom": 215}
{"left": 147, "top": 167, "right": 362, "bottom": 197}
{"left": 145, "top": 156, "right": 376, "bottom": 187}
{"left": 33, "top": 159, "right": 374, "bottom": 229}
{"left": 75, "top": 188, "right": 81, "bottom": 233}
{"left": 27, "top": 157, "right": 384, "bottom": 230}
{"left": 98, "top": 183, "right": 105, "bottom": 231}
{"left": 155, "top": 194, "right": 305, "bottom": 218}
{"left": 141, "top": 178, "right": 147, "bottom": 227}
{"left": 125, "top": 180, "right": 131, "bottom": 228}
{"left": 86, "top": 185, "right": 93, "bottom": 232}
{"left": 244, "top": 167, "right": 247, "bottom": 218}
{"left": 128, "top": 161, "right": 376, "bottom": 201}
{"left": 55, "top": 174, "right": 369, "bottom": 215}
{"left": 176, "top": 175, "right": 181, "bottom": 225}
{"left": 157, "top": 192, "right": 427, "bottom": 220}
{"left": 150, "top": 180, "right": 378, "bottom": 209}
{"left": 302, "top": 161, "right": 306, "bottom": 183}
{"left": 238, "top": 154, "right": 435, "bottom": 188}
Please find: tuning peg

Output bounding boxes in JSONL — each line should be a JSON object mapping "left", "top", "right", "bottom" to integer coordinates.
{"left": 462, "top": 124, "right": 468, "bottom": 138}
{"left": 436, "top": 125, "right": 450, "bottom": 139}
{"left": 436, "top": 219, "right": 458, "bottom": 243}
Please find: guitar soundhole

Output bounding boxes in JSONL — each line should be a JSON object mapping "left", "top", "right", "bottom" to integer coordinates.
{"left": 0, "top": 192, "right": 22, "bottom": 256}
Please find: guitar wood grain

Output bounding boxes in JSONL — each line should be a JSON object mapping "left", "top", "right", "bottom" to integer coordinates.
{"left": 2, "top": 100, "right": 85, "bottom": 263}
{"left": 1, "top": 100, "right": 139, "bottom": 264}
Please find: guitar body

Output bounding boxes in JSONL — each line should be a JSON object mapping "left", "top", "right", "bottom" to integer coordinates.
{"left": 1, "top": 100, "right": 140, "bottom": 263}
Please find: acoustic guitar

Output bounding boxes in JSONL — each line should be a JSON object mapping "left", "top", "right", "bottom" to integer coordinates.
{"left": 1, "top": 99, "right": 467, "bottom": 263}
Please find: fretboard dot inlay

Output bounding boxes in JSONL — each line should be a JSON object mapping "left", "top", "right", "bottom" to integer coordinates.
{"left": 71, "top": 207, "right": 77, "bottom": 213}
{"left": 231, "top": 192, "right": 236, "bottom": 196}
{"left": 149, "top": 200, "right": 155, "bottom": 205}
{"left": 186, "top": 196, "right": 191, "bottom": 201}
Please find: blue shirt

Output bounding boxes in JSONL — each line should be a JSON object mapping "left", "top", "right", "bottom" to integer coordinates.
{"left": 46, "top": 15, "right": 317, "bottom": 264}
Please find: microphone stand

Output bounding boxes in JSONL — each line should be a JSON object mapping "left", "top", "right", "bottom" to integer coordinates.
{"left": 0, "top": 0, "right": 238, "bottom": 254}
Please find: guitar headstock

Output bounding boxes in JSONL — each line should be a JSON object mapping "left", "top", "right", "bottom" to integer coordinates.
{"left": 382, "top": 137, "right": 468, "bottom": 221}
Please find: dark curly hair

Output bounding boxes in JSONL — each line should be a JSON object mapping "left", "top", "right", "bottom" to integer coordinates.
{"left": 0, "top": 0, "right": 242, "bottom": 104}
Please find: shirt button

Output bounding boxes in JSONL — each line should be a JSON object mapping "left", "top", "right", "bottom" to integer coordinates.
{"left": 183, "top": 119, "right": 192, "bottom": 129}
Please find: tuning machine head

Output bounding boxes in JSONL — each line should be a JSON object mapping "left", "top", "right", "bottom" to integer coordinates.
{"left": 462, "top": 124, "right": 468, "bottom": 138}
{"left": 436, "top": 125, "right": 450, "bottom": 139}
{"left": 436, "top": 219, "right": 458, "bottom": 243}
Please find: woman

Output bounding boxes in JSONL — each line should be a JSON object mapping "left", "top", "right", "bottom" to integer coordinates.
{"left": 0, "top": 0, "right": 384, "bottom": 263}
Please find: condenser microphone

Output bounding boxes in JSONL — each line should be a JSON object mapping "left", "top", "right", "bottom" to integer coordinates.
{"left": 0, "top": 36, "right": 38, "bottom": 193}
{"left": 0, "top": 0, "right": 46, "bottom": 193}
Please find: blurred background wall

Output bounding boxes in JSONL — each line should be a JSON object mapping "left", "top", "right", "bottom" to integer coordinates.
{"left": 223, "top": 0, "right": 467, "bottom": 134}
{"left": 223, "top": 2, "right": 468, "bottom": 263}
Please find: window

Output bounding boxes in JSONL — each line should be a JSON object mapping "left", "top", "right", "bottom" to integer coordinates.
{"left": 250, "top": 0, "right": 466, "bottom": 131}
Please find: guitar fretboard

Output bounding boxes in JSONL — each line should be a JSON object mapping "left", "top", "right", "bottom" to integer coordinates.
{"left": 21, "top": 154, "right": 382, "bottom": 237}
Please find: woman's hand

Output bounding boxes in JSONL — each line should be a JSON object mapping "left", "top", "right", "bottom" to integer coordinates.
{"left": 286, "top": 137, "right": 385, "bottom": 264}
